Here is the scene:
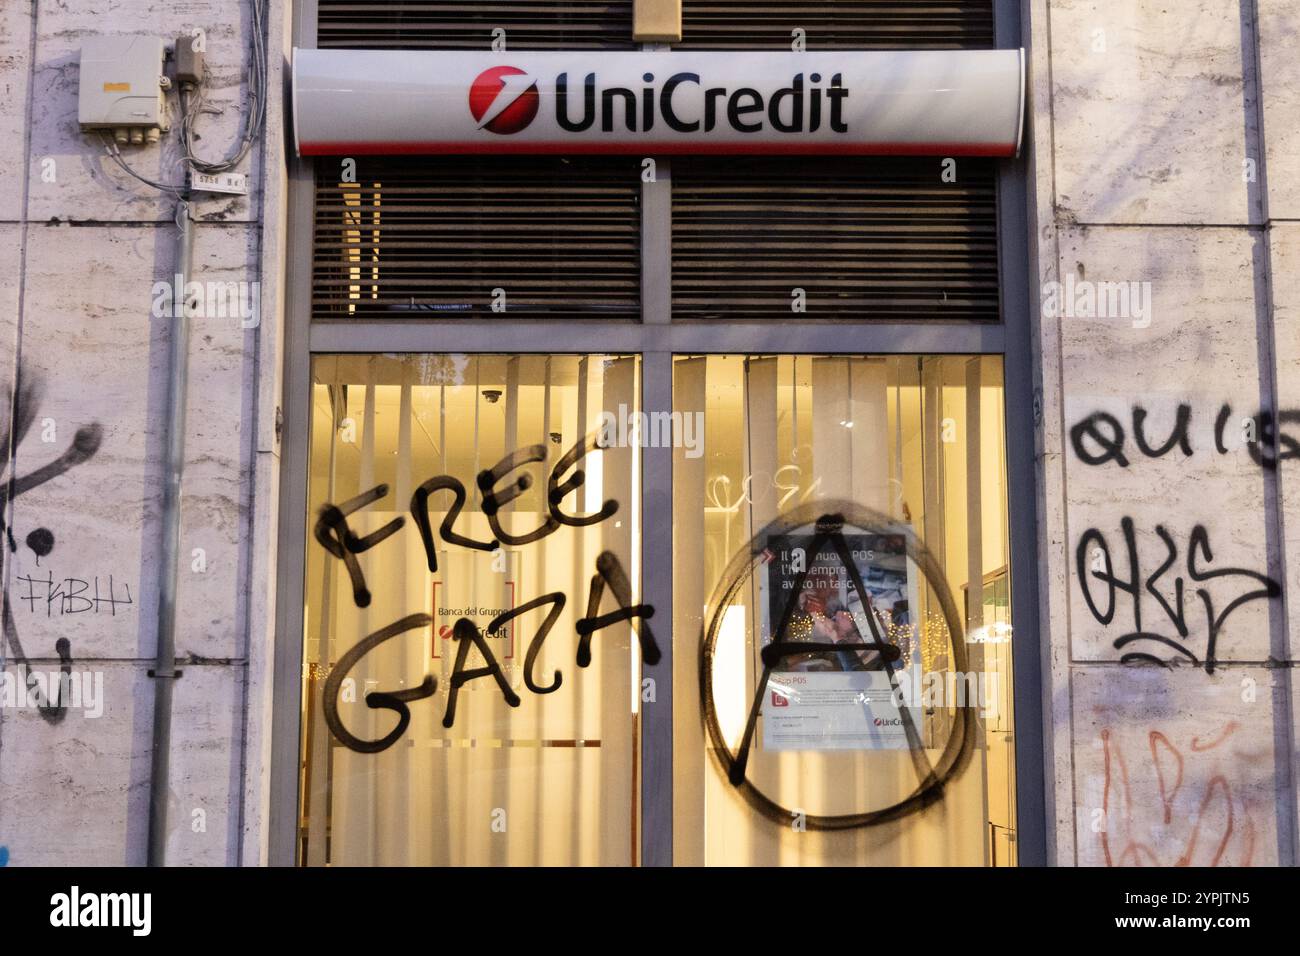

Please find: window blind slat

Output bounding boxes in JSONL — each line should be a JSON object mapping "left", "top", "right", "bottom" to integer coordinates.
{"left": 679, "top": 0, "right": 996, "bottom": 49}
{"left": 671, "top": 156, "right": 999, "bottom": 321}
{"left": 312, "top": 157, "right": 641, "bottom": 318}
{"left": 317, "top": 0, "right": 636, "bottom": 49}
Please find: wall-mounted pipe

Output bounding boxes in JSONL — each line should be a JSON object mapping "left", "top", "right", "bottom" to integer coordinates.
{"left": 146, "top": 194, "right": 194, "bottom": 867}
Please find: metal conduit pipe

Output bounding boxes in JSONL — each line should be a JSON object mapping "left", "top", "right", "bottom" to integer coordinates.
{"left": 146, "top": 192, "right": 195, "bottom": 867}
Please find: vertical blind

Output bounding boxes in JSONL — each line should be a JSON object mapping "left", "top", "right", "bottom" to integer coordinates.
{"left": 670, "top": 355, "right": 1014, "bottom": 864}
{"left": 304, "top": 354, "right": 642, "bottom": 865}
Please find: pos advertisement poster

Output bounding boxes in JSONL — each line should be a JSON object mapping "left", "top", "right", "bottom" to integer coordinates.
{"left": 757, "top": 530, "right": 924, "bottom": 752}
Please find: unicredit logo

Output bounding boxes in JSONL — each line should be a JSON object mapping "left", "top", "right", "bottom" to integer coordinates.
{"left": 468, "top": 66, "right": 539, "bottom": 134}
{"left": 468, "top": 67, "right": 849, "bottom": 137}
{"left": 554, "top": 71, "right": 849, "bottom": 134}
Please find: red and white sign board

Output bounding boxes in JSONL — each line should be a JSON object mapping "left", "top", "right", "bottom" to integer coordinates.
{"left": 293, "top": 49, "right": 1024, "bottom": 157}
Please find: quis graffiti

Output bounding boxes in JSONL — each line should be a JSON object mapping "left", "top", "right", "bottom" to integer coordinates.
{"left": 1068, "top": 401, "right": 1287, "bottom": 672}
{"left": 1069, "top": 402, "right": 1300, "bottom": 471}
{"left": 316, "top": 432, "right": 659, "bottom": 754}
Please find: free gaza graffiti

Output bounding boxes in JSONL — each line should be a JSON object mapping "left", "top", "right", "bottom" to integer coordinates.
{"left": 316, "top": 432, "right": 658, "bottom": 752}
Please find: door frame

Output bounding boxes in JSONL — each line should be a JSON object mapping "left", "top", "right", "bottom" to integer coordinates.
{"left": 268, "top": 0, "right": 1046, "bottom": 867}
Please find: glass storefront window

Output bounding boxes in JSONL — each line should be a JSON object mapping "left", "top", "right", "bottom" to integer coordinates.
{"left": 300, "top": 353, "right": 645, "bottom": 865}
{"left": 671, "top": 354, "right": 1016, "bottom": 865}
{"left": 296, "top": 351, "right": 1017, "bottom": 865}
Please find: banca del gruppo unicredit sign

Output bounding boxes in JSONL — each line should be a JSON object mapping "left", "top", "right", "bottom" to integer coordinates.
{"left": 292, "top": 49, "right": 1025, "bottom": 157}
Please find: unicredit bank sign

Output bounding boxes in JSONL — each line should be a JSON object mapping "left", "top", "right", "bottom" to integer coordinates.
{"left": 293, "top": 49, "right": 1024, "bottom": 157}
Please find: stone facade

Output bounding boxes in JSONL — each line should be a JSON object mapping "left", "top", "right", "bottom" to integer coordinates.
{"left": 1027, "top": 0, "right": 1299, "bottom": 865}
{"left": 0, "top": 0, "right": 290, "bottom": 866}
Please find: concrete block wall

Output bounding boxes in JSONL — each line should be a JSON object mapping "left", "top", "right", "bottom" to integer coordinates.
{"left": 1026, "top": 0, "right": 1299, "bottom": 865}
{"left": 0, "top": 0, "right": 290, "bottom": 866}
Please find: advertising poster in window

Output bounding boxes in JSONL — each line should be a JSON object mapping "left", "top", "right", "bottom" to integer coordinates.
{"left": 757, "top": 530, "right": 923, "bottom": 751}
{"left": 431, "top": 549, "right": 518, "bottom": 661}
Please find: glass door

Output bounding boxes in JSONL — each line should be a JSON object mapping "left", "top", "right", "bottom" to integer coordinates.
{"left": 298, "top": 353, "right": 646, "bottom": 865}
{"left": 670, "top": 354, "right": 1017, "bottom": 865}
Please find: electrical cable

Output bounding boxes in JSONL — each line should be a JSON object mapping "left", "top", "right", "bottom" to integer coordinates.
{"left": 97, "top": 3, "right": 268, "bottom": 200}
{"left": 178, "top": 0, "right": 268, "bottom": 175}
{"left": 98, "top": 133, "right": 185, "bottom": 197}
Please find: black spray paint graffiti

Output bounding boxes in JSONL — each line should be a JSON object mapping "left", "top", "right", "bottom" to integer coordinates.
{"left": 318, "top": 431, "right": 659, "bottom": 752}
{"left": 700, "top": 501, "right": 975, "bottom": 830}
{"left": 1070, "top": 403, "right": 1300, "bottom": 471}
{"left": 1076, "top": 520, "right": 1280, "bottom": 674}
{"left": 319, "top": 453, "right": 978, "bottom": 829}
{"left": 0, "top": 365, "right": 103, "bottom": 723}
{"left": 14, "top": 572, "right": 133, "bottom": 616}
{"left": 1068, "top": 403, "right": 1286, "bottom": 671}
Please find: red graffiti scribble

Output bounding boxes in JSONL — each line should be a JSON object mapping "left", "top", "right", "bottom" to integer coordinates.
{"left": 1101, "top": 729, "right": 1159, "bottom": 866}
{"left": 1101, "top": 729, "right": 1114, "bottom": 867}
{"left": 1117, "top": 843, "right": 1160, "bottom": 866}
{"left": 1239, "top": 816, "right": 1256, "bottom": 867}
{"left": 1191, "top": 721, "right": 1240, "bottom": 752}
{"left": 1149, "top": 731, "right": 1183, "bottom": 825}
{"left": 1097, "top": 728, "right": 1252, "bottom": 867}
{"left": 1176, "top": 775, "right": 1233, "bottom": 867}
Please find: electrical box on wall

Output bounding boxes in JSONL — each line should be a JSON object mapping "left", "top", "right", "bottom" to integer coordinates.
{"left": 78, "top": 36, "right": 169, "bottom": 144}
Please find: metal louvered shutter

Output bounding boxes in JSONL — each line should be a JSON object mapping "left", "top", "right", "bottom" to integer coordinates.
{"left": 312, "top": 157, "right": 641, "bottom": 319}
{"left": 678, "top": 1, "right": 996, "bottom": 50}
{"left": 672, "top": 157, "right": 998, "bottom": 321}
{"left": 316, "top": 0, "right": 636, "bottom": 49}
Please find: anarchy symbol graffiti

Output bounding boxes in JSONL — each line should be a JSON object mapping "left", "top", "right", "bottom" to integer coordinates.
{"left": 700, "top": 501, "right": 976, "bottom": 829}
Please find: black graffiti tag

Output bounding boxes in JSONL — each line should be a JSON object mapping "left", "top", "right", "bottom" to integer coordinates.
{"left": 701, "top": 501, "right": 975, "bottom": 830}
{"left": 1, "top": 366, "right": 103, "bottom": 723}
{"left": 314, "top": 484, "right": 404, "bottom": 608}
{"left": 322, "top": 613, "right": 437, "bottom": 754}
{"left": 319, "top": 431, "right": 658, "bottom": 752}
{"left": 1075, "top": 519, "right": 1280, "bottom": 673}
{"left": 1242, "top": 410, "right": 1300, "bottom": 470}
{"left": 1070, "top": 402, "right": 1299, "bottom": 470}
